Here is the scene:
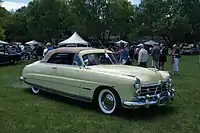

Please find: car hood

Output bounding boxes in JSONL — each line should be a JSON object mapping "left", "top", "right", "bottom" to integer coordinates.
{"left": 89, "top": 65, "right": 163, "bottom": 84}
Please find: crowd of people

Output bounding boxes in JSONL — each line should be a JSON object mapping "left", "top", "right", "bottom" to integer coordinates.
{"left": 4, "top": 41, "right": 181, "bottom": 75}
{"left": 109, "top": 42, "right": 181, "bottom": 76}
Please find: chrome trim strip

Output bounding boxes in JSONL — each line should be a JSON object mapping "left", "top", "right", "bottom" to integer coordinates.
{"left": 141, "top": 80, "right": 168, "bottom": 87}
{"left": 142, "top": 83, "right": 161, "bottom": 87}
{"left": 133, "top": 91, "right": 165, "bottom": 99}
{"left": 22, "top": 74, "right": 114, "bottom": 89}
{"left": 82, "top": 87, "right": 91, "bottom": 90}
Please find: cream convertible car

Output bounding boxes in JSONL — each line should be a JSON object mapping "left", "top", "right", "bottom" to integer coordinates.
{"left": 20, "top": 47, "right": 175, "bottom": 115}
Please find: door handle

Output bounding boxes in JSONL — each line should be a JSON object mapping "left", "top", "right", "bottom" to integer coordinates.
{"left": 52, "top": 67, "right": 57, "bottom": 69}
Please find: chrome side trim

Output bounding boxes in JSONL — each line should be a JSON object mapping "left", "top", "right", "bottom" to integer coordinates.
{"left": 20, "top": 74, "right": 114, "bottom": 89}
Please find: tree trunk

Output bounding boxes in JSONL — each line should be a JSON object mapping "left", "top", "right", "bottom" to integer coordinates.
{"left": 92, "top": 36, "right": 104, "bottom": 48}
{"left": 151, "top": 36, "right": 154, "bottom": 40}
{"left": 162, "top": 36, "right": 173, "bottom": 47}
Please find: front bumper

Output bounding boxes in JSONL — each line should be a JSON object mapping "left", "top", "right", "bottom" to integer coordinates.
{"left": 123, "top": 89, "right": 175, "bottom": 108}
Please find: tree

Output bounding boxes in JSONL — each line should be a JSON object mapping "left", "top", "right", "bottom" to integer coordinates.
{"left": 0, "top": 1, "right": 6, "bottom": 39}
{"left": 70, "top": 0, "right": 135, "bottom": 45}
{"left": 3, "top": 12, "right": 29, "bottom": 42}
{"left": 133, "top": 0, "right": 200, "bottom": 45}
{"left": 133, "top": 0, "right": 190, "bottom": 45}
{"left": 183, "top": 0, "right": 200, "bottom": 42}
{"left": 26, "top": 0, "right": 72, "bottom": 42}
{"left": 0, "top": 27, "right": 4, "bottom": 39}
{"left": 1, "top": 0, "right": 199, "bottom": 46}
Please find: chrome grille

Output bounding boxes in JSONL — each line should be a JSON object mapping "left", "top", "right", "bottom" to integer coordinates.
{"left": 139, "top": 82, "right": 167, "bottom": 96}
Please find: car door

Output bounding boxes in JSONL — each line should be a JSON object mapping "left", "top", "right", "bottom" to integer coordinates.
{"left": 25, "top": 61, "right": 57, "bottom": 89}
{"left": 0, "top": 45, "right": 4, "bottom": 63}
{"left": 0, "top": 50, "right": 10, "bottom": 64}
{"left": 47, "top": 53, "right": 82, "bottom": 96}
{"left": 0, "top": 51, "right": 4, "bottom": 63}
{"left": 5, "top": 51, "right": 12, "bottom": 63}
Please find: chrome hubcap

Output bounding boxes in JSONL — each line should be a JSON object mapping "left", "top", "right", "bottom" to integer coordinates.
{"left": 101, "top": 93, "right": 115, "bottom": 111}
{"left": 31, "top": 86, "right": 39, "bottom": 93}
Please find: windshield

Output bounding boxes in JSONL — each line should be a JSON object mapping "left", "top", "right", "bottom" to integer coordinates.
{"left": 82, "top": 52, "right": 119, "bottom": 66}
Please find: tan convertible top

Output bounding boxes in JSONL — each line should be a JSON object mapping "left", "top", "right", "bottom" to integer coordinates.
{"left": 42, "top": 47, "right": 95, "bottom": 62}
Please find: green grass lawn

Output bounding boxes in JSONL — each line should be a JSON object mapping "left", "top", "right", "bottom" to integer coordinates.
{"left": 0, "top": 56, "right": 200, "bottom": 133}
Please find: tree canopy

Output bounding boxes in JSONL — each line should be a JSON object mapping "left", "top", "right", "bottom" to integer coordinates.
{"left": 0, "top": 0, "right": 5, "bottom": 39}
{"left": 0, "top": 0, "right": 200, "bottom": 46}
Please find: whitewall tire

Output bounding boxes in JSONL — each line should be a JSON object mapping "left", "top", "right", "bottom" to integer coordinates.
{"left": 98, "top": 89, "right": 120, "bottom": 115}
{"left": 30, "top": 86, "right": 40, "bottom": 94}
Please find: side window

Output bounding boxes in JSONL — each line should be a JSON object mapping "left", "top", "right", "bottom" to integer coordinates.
{"left": 0, "top": 44, "right": 3, "bottom": 51}
{"left": 73, "top": 54, "right": 82, "bottom": 66}
{"left": 47, "top": 53, "right": 75, "bottom": 65}
{"left": 0, "top": 49, "right": 8, "bottom": 55}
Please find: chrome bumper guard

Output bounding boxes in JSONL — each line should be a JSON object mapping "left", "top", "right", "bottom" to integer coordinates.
{"left": 123, "top": 89, "right": 175, "bottom": 108}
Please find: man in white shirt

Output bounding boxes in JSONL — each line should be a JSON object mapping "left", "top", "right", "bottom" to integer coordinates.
{"left": 43, "top": 42, "right": 53, "bottom": 57}
{"left": 137, "top": 44, "right": 149, "bottom": 67}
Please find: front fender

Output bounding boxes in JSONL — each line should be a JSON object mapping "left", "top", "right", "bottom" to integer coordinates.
{"left": 81, "top": 72, "right": 136, "bottom": 102}
{"left": 158, "top": 71, "right": 170, "bottom": 81}
{"left": 111, "top": 75, "right": 137, "bottom": 102}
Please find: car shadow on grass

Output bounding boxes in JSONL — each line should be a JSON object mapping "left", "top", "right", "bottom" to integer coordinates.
{"left": 23, "top": 89, "right": 95, "bottom": 110}
{"left": 117, "top": 106, "right": 175, "bottom": 120}
{"left": 23, "top": 89, "right": 176, "bottom": 120}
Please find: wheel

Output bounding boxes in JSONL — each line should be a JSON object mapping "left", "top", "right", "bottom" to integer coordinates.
{"left": 21, "top": 55, "right": 25, "bottom": 60}
{"left": 30, "top": 86, "right": 40, "bottom": 94}
{"left": 98, "top": 89, "right": 121, "bottom": 115}
{"left": 14, "top": 60, "right": 19, "bottom": 64}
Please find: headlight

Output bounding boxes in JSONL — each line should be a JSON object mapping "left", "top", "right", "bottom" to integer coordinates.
{"left": 167, "top": 76, "right": 172, "bottom": 83}
{"left": 134, "top": 78, "right": 141, "bottom": 89}
{"left": 167, "top": 76, "right": 173, "bottom": 87}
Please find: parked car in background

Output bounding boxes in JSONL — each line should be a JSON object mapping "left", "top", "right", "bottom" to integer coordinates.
{"left": 20, "top": 47, "right": 175, "bottom": 115}
{"left": 182, "top": 46, "right": 193, "bottom": 54}
{"left": 0, "top": 44, "right": 22, "bottom": 65}
{"left": 181, "top": 43, "right": 197, "bottom": 55}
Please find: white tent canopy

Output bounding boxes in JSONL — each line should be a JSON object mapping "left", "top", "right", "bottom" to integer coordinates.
{"left": 25, "top": 40, "right": 40, "bottom": 45}
{"left": 144, "top": 40, "right": 159, "bottom": 46}
{"left": 0, "top": 40, "right": 9, "bottom": 45}
{"left": 115, "top": 40, "right": 128, "bottom": 44}
{"left": 59, "top": 32, "right": 89, "bottom": 46}
{"left": 137, "top": 43, "right": 144, "bottom": 47}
